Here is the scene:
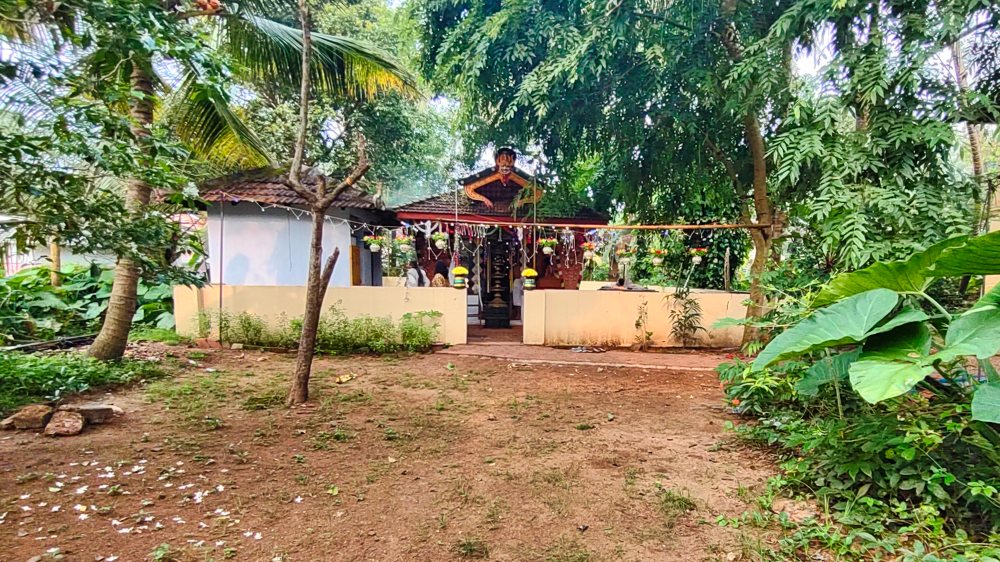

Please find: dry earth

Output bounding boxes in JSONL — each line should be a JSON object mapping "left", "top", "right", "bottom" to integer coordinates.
{"left": 0, "top": 346, "right": 775, "bottom": 562}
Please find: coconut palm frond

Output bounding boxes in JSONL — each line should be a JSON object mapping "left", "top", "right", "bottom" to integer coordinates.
{"left": 169, "top": 73, "right": 274, "bottom": 168}
{"left": 222, "top": 14, "right": 419, "bottom": 100}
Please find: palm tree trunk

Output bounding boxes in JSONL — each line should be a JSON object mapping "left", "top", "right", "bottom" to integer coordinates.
{"left": 89, "top": 62, "right": 154, "bottom": 360}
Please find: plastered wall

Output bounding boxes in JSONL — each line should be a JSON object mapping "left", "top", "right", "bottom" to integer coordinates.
{"left": 174, "top": 285, "right": 467, "bottom": 345}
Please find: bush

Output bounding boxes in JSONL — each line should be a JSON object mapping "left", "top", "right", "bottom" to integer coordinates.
{"left": 215, "top": 306, "right": 441, "bottom": 355}
{"left": 0, "top": 351, "right": 163, "bottom": 415}
{"left": 0, "top": 265, "right": 176, "bottom": 344}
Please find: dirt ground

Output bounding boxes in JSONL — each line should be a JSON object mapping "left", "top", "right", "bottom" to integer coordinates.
{"left": 0, "top": 345, "right": 775, "bottom": 562}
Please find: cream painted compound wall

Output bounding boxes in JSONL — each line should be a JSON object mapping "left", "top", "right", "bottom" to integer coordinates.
{"left": 523, "top": 289, "right": 747, "bottom": 348}
{"left": 174, "top": 285, "right": 467, "bottom": 345}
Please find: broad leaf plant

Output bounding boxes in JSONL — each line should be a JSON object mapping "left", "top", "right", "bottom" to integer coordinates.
{"left": 752, "top": 231, "right": 1000, "bottom": 423}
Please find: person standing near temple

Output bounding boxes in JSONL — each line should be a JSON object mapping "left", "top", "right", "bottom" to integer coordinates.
{"left": 511, "top": 267, "right": 524, "bottom": 320}
{"left": 431, "top": 261, "right": 450, "bottom": 287}
{"left": 405, "top": 260, "right": 429, "bottom": 287}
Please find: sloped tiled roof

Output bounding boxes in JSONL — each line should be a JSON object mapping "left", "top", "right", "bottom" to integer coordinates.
{"left": 201, "top": 168, "right": 381, "bottom": 210}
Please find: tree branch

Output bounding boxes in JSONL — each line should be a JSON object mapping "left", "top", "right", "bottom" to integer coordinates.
{"left": 320, "top": 248, "right": 340, "bottom": 289}
{"left": 702, "top": 133, "right": 740, "bottom": 191}
{"left": 319, "top": 135, "right": 370, "bottom": 208}
{"left": 288, "top": 0, "right": 312, "bottom": 186}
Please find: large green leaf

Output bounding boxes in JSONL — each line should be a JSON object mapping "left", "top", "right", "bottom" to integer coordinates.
{"left": 796, "top": 349, "right": 860, "bottom": 396}
{"left": 971, "top": 383, "right": 1000, "bottom": 424}
{"left": 929, "top": 231, "right": 1000, "bottom": 277}
{"left": 937, "top": 306, "right": 1000, "bottom": 361}
{"left": 813, "top": 237, "right": 967, "bottom": 307}
{"left": 752, "top": 289, "right": 899, "bottom": 371}
{"left": 849, "top": 359, "right": 935, "bottom": 403}
{"left": 223, "top": 15, "right": 419, "bottom": 100}
{"left": 849, "top": 322, "right": 933, "bottom": 403}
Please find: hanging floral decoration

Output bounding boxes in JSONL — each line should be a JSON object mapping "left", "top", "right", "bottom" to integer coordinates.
{"left": 689, "top": 247, "right": 708, "bottom": 265}
{"left": 395, "top": 234, "right": 415, "bottom": 253}
{"left": 580, "top": 241, "right": 598, "bottom": 261}
{"left": 538, "top": 237, "right": 559, "bottom": 255}
{"left": 430, "top": 231, "right": 450, "bottom": 250}
{"left": 650, "top": 248, "right": 667, "bottom": 266}
{"left": 363, "top": 235, "right": 383, "bottom": 252}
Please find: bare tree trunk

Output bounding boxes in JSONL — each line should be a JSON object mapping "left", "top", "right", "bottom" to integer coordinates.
{"left": 49, "top": 238, "right": 60, "bottom": 286}
{"left": 288, "top": 209, "right": 338, "bottom": 405}
{"left": 741, "top": 115, "right": 773, "bottom": 345}
{"left": 89, "top": 62, "right": 154, "bottom": 360}
{"left": 952, "top": 40, "right": 991, "bottom": 233}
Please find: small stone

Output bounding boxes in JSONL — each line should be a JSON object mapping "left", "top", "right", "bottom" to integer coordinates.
{"left": 26, "top": 555, "right": 43, "bottom": 562}
{"left": 44, "top": 411, "right": 86, "bottom": 437}
{"left": 230, "top": 343, "right": 244, "bottom": 350}
{"left": 367, "top": 530, "right": 376, "bottom": 536}
{"left": 487, "top": 413, "right": 497, "bottom": 421}
{"left": 5, "top": 404, "right": 54, "bottom": 430}
{"left": 57, "top": 404, "right": 123, "bottom": 425}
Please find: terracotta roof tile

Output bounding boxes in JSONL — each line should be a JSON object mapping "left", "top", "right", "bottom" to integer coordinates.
{"left": 200, "top": 168, "right": 380, "bottom": 210}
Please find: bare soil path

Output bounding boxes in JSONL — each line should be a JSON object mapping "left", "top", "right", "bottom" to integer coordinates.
{"left": 0, "top": 346, "right": 773, "bottom": 562}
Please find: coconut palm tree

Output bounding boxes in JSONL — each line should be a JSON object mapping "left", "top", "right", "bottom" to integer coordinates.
{"left": 1, "top": 0, "right": 417, "bottom": 359}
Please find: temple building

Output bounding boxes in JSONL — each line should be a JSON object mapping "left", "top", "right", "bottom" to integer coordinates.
{"left": 393, "top": 148, "right": 607, "bottom": 328}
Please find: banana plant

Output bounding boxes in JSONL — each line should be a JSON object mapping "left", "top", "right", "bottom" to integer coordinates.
{"left": 751, "top": 230, "right": 1000, "bottom": 423}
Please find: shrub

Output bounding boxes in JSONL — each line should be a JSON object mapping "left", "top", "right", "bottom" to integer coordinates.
{"left": 216, "top": 307, "right": 441, "bottom": 355}
{"left": 0, "top": 351, "right": 163, "bottom": 415}
{"left": 0, "top": 265, "right": 176, "bottom": 344}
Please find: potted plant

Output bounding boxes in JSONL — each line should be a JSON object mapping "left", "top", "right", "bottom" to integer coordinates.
{"left": 395, "top": 234, "right": 415, "bottom": 253}
{"left": 431, "top": 231, "right": 449, "bottom": 250}
{"left": 452, "top": 265, "right": 469, "bottom": 289}
{"left": 581, "top": 241, "right": 597, "bottom": 261}
{"left": 538, "top": 238, "right": 558, "bottom": 255}
{"left": 616, "top": 247, "right": 636, "bottom": 266}
{"left": 363, "top": 235, "right": 383, "bottom": 253}
{"left": 689, "top": 247, "right": 708, "bottom": 265}
{"left": 650, "top": 248, "right": 666, "bottom": 266}
{"left": 522, "top": 268, "right": 538, "bottom": 289}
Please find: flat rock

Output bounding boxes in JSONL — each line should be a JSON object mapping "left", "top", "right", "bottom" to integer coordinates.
{"left": 43, "top": 410, "right": 86, "bottom": 436}
{"left": 58, "top": 403, "right": 123, "bottom": 424}
{"left": 3, "top": 404, "right": 54, "bottom": 430}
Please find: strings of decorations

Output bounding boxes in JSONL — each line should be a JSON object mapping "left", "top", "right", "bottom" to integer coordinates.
{"left": 214, "top": 191, "right": 728, "bottom": 289}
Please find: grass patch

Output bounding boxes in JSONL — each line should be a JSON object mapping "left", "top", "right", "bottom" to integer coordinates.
{"left": 0, "top": 351, "right": 163, "bottom": 415}
{"left": 543, "top": 538, "right": 594, "bottom": 562}
{"left": 453, "top": 536, "right": 489, "bottom": 559}
{"left": 146, "top": 372, "right": 229, "bottom": 425}
{"left": 574, "top": 423, "right": 595, "bottom": 431}
{"left": 655, "top": 484, "right": 696, "bottom": 527}
{"left": 130, "top": 327, "right": 186, "bottom": 345}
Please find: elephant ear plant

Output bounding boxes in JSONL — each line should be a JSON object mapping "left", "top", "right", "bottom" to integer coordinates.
{"left": 751, "top": 231, "right": 1000, "bottom": 424}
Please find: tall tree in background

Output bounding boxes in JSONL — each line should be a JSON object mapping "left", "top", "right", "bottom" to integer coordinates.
{"left": 418, "top": 0, "right": 994, "bottom": 340}
{"left": 1, "top": 0, "right": 415, "bottom": 359}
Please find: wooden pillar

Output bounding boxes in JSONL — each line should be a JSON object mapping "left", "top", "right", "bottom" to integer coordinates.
{"left": 49, "top": 239, "right": 61, "bottom": 286}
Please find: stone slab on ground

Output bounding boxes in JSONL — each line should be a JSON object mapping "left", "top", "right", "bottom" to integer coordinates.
{"left": 58, "top": 403, "right": 124, "bottom": 424}
{"left": 437, "top": 343, "right": 730, "bottom": 371}
{"left": 1, "top": 404, "right": 55, "bottom": 430}
{"left": 43, "top": 410, "right": 86, "bottom": 436}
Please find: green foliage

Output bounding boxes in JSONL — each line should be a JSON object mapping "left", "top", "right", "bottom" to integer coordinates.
{"left": 668, "top": 285, "right": 705, "bottom": 346}
{"left": 0, "top": 265, "right": 176, "bottom": 344}
{"left": 752, "top": 232, "right": 1000, "bottom": 421}
{"left": 215, "top": 306, "right": 440, "bottom": 354}
{"left": 0, "top": 351, "right": 162, "bottom": 415}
